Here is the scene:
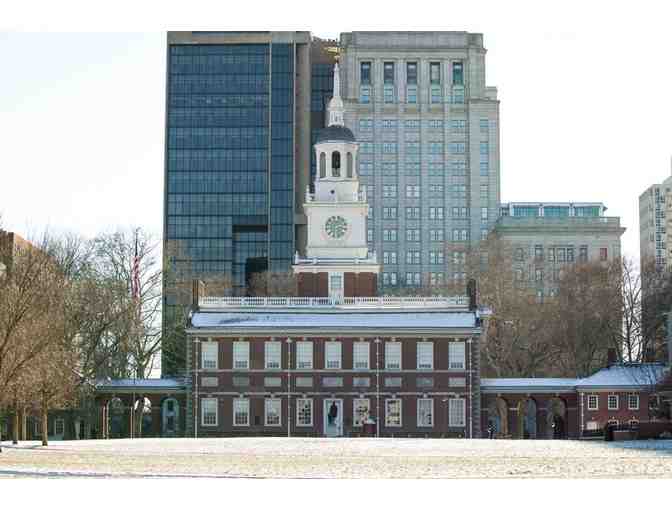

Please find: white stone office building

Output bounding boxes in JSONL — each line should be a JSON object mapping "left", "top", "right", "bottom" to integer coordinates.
{"left": 336, "top": 32, "right": 500, "bottom": 290}
{"left": 494, "top": 202, "right": 625, "bottom": 300}
{"left": 639, "top": 162, "right": 672, "bottom": 268}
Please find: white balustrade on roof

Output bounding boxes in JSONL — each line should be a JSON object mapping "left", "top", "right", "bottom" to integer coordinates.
{"left": 199, "top": 295, "right": 469, "bottom": 309}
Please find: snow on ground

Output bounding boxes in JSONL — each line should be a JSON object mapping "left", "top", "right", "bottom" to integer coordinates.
{"left": 1, "top": 437, "right": 672, "bottom": 478}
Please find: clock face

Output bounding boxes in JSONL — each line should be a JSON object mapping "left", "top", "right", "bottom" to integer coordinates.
{"left": 325, "top": 215, "right": 348, "bottom": 239}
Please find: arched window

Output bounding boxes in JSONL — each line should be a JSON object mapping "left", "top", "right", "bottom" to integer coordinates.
{"left": 319, "top": 152, "right": 326, "bottom": 178}
{"left": 346, "top": 152, "right": 353, "bottom": 178}
{"left": 331, "top": 151, "right": 341, "bottom": 177}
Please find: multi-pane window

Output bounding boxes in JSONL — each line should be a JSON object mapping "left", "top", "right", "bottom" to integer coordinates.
{"left": 383, "top": 251, "right": 398, "bottom": 265}
{"left": 608, "top": 394, "right": 619, "bottom": 410}
{"left": 385, "top": 342, "right": 402, "bottom": 369}
{"left": 382, "top": 272, "right": 398, "bottom": 286}
{"left": 452, "top": 160, "right": 467, "bottom": 175}
{"left": 451, "top": 119, "right": 467, "bottom": 134}
{"left": 353, "top": 342, "right": 370, "bottom": 369}
{"left": 480, "top": 118, "right": 489, "bottom": 133}
{"left": 382, "top": 142, "right": 397, "bottom": 154}
{"left": 353, "top": 398, "right": 371, "bottom": 427}
{"left": 406, "top": 142, "right": 420, "bottom": 155}
{"left": 406, "top": 185, "right": 420, "bottom": 198}
{"left": 579, "top": 245, "right": 588, "bottom": 262}
{"left": 406, "top": 251, "right": 421, "bottom": 265}
{"left": 515, "top": 248, "right": 524, "bottom": 261}
{"left": 429, "top": 184, "right": 444, "bottom": 196}
{"left": 405, "top": 163, "right": 420, "bottom": 175}
{"left": 452, "top": 62, "right": 464, "bottom": 85}
{"left": 383, "top": 62, "right": 395, "bottom": 103}
{"left": 367, "top": 229, "right": 374, "bottom": 243}
{"left": 383, "top": 229, "right": 398, "bottom": 242}
{"left": 296, "top": 341, "right": 313, "bottom": 369}
{"left": 448, "top": 398, "right": 465, "bottom": 427}
{"left": 382, "top": 162, "right": 397, "bottom": 176}
{"left": 417, "top": 342, "right": 434, "bottom": 369}
{"left": 480, "top": 184, "right": 489, "bottom": 200}
{"left": 628, "top": 394, "right": 639, "bottom": 410}
{"left": 406, "top": 272, "right": 421, "bottom": 286}
{"left": 385, "top": 399, "right": 402, "bottom": 427}
{"left": 296, "top": 398, "right": 313, "bottom": 426}
{"left": 361, "top": 62, "right": 371, "bottom": 84}
{"left": 359, "top": 118, "right": 373, "bottom": 131}
{"left": 360, "top": 142, "right": 374, "bottom": 154}
{"left": 325, "top": 341, "right": 342, "bottom": 369}
{"left": 233, "top": 398, "right": 249, "bottom": 426}
{"left": 429, "top": 163, "right": 444, "bottom": 175}
{"left": 406, "top": 207, "right": 421, "bottom": 220}
{"left": 480, "top": 141, "right": 489, "bottom": 155}
{"left": 406, "top": 228, "right": 420, "bottom": 242}
{"left": 534, "top": 245, "right": 544, "bottom": 261}
{"left": 429, "top": 272, "right": 444, "bottom": 285}
{"left": 265, "top": 398, "right": 282, "bottom": 426}
{"left": 429, "top": 207, "right": 444, "bottom": 220}
{"left": 405, "top": 119, "right": 420, "bottom": 129}
{"left": 359, "top": 162, "right": 373, "bottom": 176}
{"left": 452, "top": 229, "right": 468, "bottom": 241}
{"left": 430, "top": 229, "right": 444, "bottom": 241}
{"left": 428, "top": 119, "right": 443, "bottom": 129}
{"left": 429, "top": 251, "right": 444, "bottom": 265}
{"left": 406, "top": 62, "right": 418, "bottom": 103}
{"left": 201, "top": 342, "right": 218, "bottom": 370}
{"left": 452, "top": 207, "right": 468, "bottom": 218}
{"left": 201, "top": 397, "right": 218, "bottom": 426}
{"left": 480, "top": 161, "right": 489, "bottom": 176}
{"left": 449, "top": 342, "right": 465, "bottom": 369}
{"left": 381, "top": 119, "right": 397, "bottom": 129}
{"left": 417, "top": 398, "right": 434, "bottom": 427}
{"left": 453, "top": 252, "right": 466, "bottom": 265}
{"left": 587, "top": 395, "right": 598, "bottom": 410}
{"left": 481, "top": 207, "right": 489, "bottom": 223}
{"left": 383, "top": 207, "right": 398, "bottom": 219}
{"left": 233, "top": 341, "right": 249, "bottom": 369}
{"left": 600, "top": 248, "right": 608, "bottom": 261}
{"left": 449, "top": 142, "right": 466, "bottom": 154}
{"left": 535, "top": 268, "right": 543, "bottom": 281}
{"left": 264, "top": 341, "right": 281, "bottom": 369}
{"left": 383, "top": 184, "right": 397, "bottom": 198}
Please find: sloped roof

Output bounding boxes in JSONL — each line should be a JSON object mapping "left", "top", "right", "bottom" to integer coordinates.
{"left": 315, "top": 125, "right": 356, "bottom": 143}
{"left": 189, "top": 310, "right": 478, "bottom": 333}
{"left": 576, "top": 363, "right": 668, "bottom": 390}
{"left": 481, "top": 378, "right": 577, "bottom": 393}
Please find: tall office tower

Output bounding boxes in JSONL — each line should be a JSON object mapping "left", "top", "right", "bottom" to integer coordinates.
{"left": 639, "top": 160, "right": 672, "bottom": 268}
{"left": 337, "top": 32, "right": 500, "bottom": 290}
{"left": 163, "top": 32, "right": 311, "bottom": 374}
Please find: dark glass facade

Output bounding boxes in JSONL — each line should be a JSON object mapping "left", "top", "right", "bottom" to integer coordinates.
{"left": 310, "top": 62, "right": 334, "bottom": 183}
{"left": 165, "top": 43, "right": 296, "bottom": 293}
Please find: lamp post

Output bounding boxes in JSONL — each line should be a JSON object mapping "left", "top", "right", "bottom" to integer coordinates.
{"left": 286, "top": 338, "right": 292, "bottom": 438}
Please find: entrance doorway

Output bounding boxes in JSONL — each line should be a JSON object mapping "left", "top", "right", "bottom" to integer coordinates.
{"left": 323, "top": 399, "right": 343, "bottom": 437}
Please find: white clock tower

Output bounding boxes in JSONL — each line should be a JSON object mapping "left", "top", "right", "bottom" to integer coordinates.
{"left": 293, "top": 63, "right": 379, "bottom": 299}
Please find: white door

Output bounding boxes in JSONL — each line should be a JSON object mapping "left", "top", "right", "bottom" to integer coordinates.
{"left": 324, "top": 399, "right": 343, "bottom": 437}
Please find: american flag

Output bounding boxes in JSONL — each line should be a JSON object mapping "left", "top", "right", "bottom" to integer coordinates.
{"left": 131, "top": 230, "right": 141, "bottom": 303}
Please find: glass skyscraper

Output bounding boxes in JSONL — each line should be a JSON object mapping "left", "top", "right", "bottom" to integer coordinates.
{"left": 163, "top": 32, "right": 311, "bottom": 375}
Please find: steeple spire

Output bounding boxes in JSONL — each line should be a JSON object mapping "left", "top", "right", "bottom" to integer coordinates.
{"left": 327, "top": 63, "right": 344, "bottom": 127}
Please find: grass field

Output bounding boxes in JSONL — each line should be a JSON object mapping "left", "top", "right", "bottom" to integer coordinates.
{"left": 1, "top": 437, "right": 672, "bottom": 478}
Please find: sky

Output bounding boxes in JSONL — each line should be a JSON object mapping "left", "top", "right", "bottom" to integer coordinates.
{"left": 1, "top": 1, "right": 672, "bottom": 262}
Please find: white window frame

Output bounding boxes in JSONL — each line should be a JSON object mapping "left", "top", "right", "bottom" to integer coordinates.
{"left": 608, "top": 394, "right": 619, "bottom": 411}
{"left": 201, "top": 341, "right": 218, "bottom": 370}
{"left": 264, "top": 398, "right": 282, "bottom": 427}
{"left": 416, "top": 342, "right": 434, "bottom": 370}
{"left": 201, "top": 397, "right": 218, "bottom": 427}
{"left": 385, "top": 342, "right": 402, "bottom": 370}
{"left": 417, "top": 398, "right": 434, "bottom": 427}
{"left": 325, "top": 341, "right": 342, "bottom": 370}
{"left": 233, "top": 341, "right": 250, "bottom": 370}
{"left": 448, "top": 342, "right": 465, "bottom": 370}
{"left": 587, "top": 394, "right": 598, "bottom": 410}
{"left": 385, "top": 398, "right": 402, "bottom": 427}
{"left": 353, "top": 398, "right": 371, "bottom": 427}
{"left": 264, "top": 341, "right": 281, "bottom": 370}
{"left": 353, "top": 342, "right": 370, "bottom": 370}
{"left": 296, "top": 341, "right": 313, "bottom": 369}
{"left": 296, "top": 398, "right": 313, "bottom": 427}
{"left": 628, "top": 393, "right": 639, "bottom": 411}
{"left": 54, "top": 418, "right": 65, "bottom": 436}
{"left": 448, "top": 398, "right": 466, "bottom": 427}
{"left": 232, "top": 398, "right": 250, "bottom": 427}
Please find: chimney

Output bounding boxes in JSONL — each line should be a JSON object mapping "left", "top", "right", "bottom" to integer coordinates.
{"left": 467, "top": 278, "right": 477, "bottom": 311}
{"left": 192, "top": 279, "right": 205, "bottom": 310}
{"left": 607, "top": 348, "right": 618, "bottom": 366}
